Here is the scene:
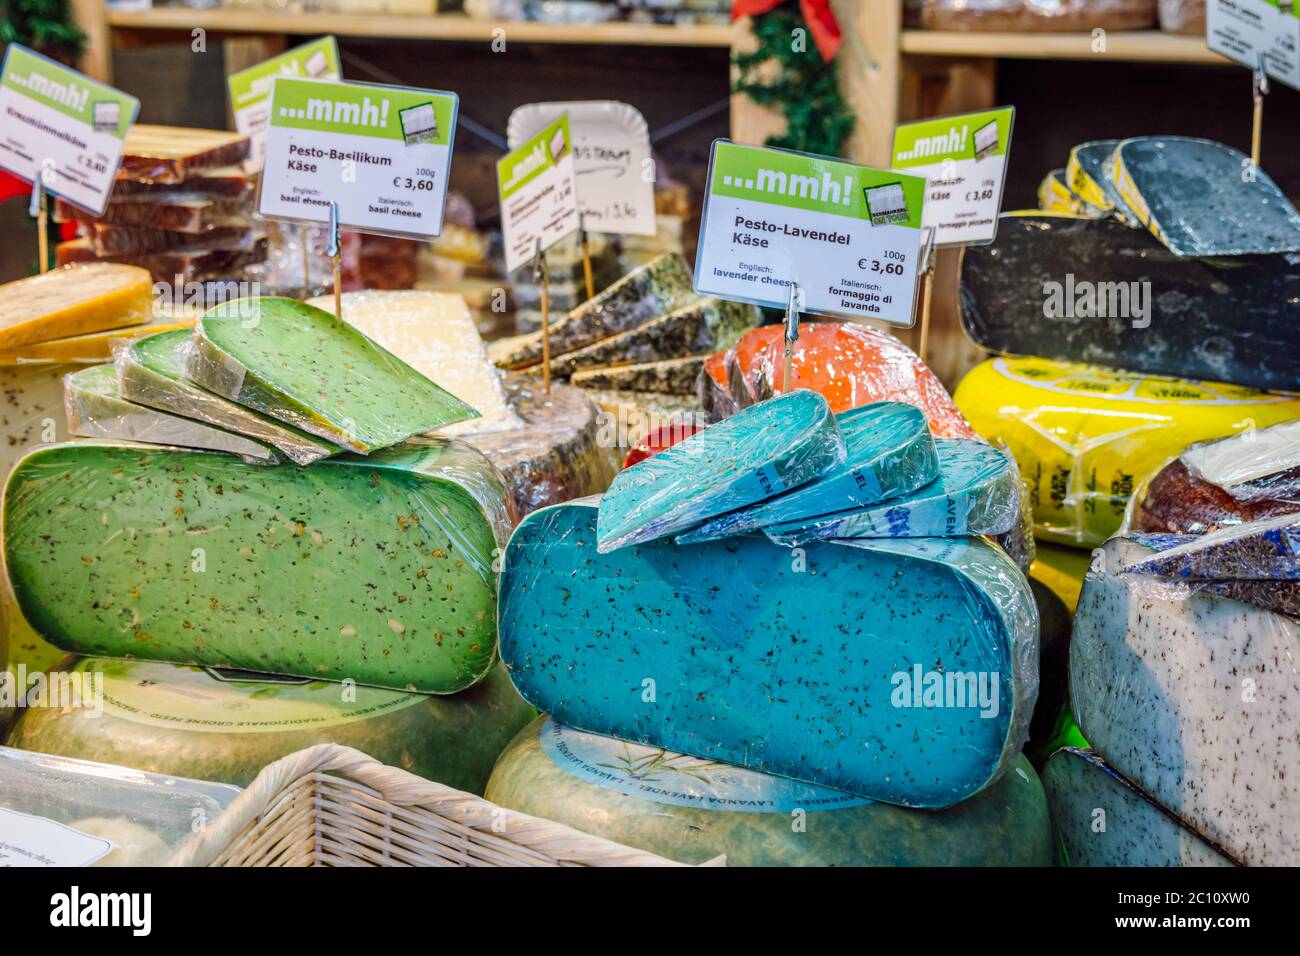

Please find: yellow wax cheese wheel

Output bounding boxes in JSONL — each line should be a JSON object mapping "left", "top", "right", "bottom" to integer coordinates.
{"left": 0, "top": 264, "right": 153, "bottom": 351}
{"left": 954, "top": 356, "right": 1300, "bottom": 548}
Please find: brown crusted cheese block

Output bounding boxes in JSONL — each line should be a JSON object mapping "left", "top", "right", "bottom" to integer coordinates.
{"left": 112, "top": 165, "right": 254, "bottom": 199}
{"left": 56, "top": 238, "right": 269, "bottom": 283}
{"left": 55, "top": 195, "right": 251, "bottom": 234}
{"left": 118, "top": 125, "right": 251, "bottom": 184}
{"left": 462, "top": 375, "right": 619, "bottom": 518}
{"left": 88, "top": 224, "right": 264, "bottom": 257}
{"left": 920, "top": 0, "right": 1156, "bottom": 31}
{"left": 1131, "top": 459, "right": 1297, "bottom": 535}
{"left": 571, "top": 356, "right": 705, "bottom": 396}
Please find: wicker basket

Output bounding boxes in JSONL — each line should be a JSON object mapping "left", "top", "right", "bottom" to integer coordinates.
{"left": 167, "top": 743, "right": 723, "bottom": 867}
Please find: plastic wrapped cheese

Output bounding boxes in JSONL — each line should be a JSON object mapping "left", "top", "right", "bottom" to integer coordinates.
{"left": 499, "top": 500, "right": 1038, "bottom": 808}
{"left": 0, "top": 745, "right": 239, "bottom": 867}
{"left": 187, "top": 298, "right": 478, "bottom": 453}
{"left": 1112, "top": 137, "right": 1300, "bottom": 256}
{"left": 461, "top": 376, "right": 618, "bottom": 518}
{"left": 707, "top": 322, "right": 978, "bottom": 440}
{"left": 7, "top": 658, "right": 534, "bottom": 791}
{"left": 765, "top": 438, "right": 1019, "bottom": 546}
{"left": 306, "top": 290, "right": 522, "bottom": 437}
{"left": 118, "top": 329, "right": 339, "bottom": 465}
{"left": 1180, "top": 418, "right": 1300, "bottom": 502}
{"left": 113, "top": 165, "right": 253, "bottom": 199}
{"left": 961, "top": 214, "right": 1300, "bottom": 392}
{"left": 64, "top": 365, "right": 277, "bottom": 462}
{"left": 1123, "top": 513, "right": 1300, "bottom": 579}
{"left": 4, "top": 438, "right": 510, "bottom": 693}
{"left": 55, "top": 237, "right": 270, "bottom": 284}
{"left": 916, "top": 0, "right": 1157, "bottom": 31}
{"left": 87, "top": 224, "right": 264, "bottom": 257}
{"left": 596, "top": 390, "right": 845, "bottom": 552}
{"left": 54, "top": 194, "right": 250, "bottom": 234}
{"left": 1071, "top": 536, "right": 1300, "bottom": 865}
{"left": 0, "top": 318, "right": 193, "bottom": 367}
{"left": 677, "top": 402, "right": 938, "bottom": 544}
{"left": 118, "top": 125, "right": 251, "bottom": 184}
{"left": 491, "top": 254, "right": 696, "bottom": 370}
{"left": 570, "top": 356, "right": 705, "bottom": 396}
{"left": 0, "top": 264, "right": 153, "bottom": 351}
{"left": 485, "top": 717, "right": 1052, "bottom": 866}
{"left": 954, "top": 357, "right": 1300, "bottom": 547}
{"left": 1042, "top": 748, "right": 1236, "bottom": 867}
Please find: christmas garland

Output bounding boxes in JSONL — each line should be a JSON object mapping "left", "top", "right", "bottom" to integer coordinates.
{"left": 1, "top": 0, "right": 86, "bottom": 63}
{"left": 732, "top": 0, "right": 854, "bottom": 159}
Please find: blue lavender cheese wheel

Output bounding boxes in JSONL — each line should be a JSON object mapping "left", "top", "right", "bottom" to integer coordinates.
{"left": 7, "top": 658, "right": 534, "bottom": 790}
{"left": 499, "top": 500, "right": 1038, "bottom": 808}
{"left": 485, "top": 718, "right": 1052, "bottom": 866}
{"left": 676, "top": 402, "right": 938, "bottom": 544}
{"left": 596, "top": 389, "right": 844, "bottom": 552}
{"left": 1071, "top": 536, "right": 1300, "bottom": 865}
{"left": 1042, "top": 748, "right": 1237, "bottom": 867}
{"left": 3, "top": 438, "right": 511, "bottom": 693}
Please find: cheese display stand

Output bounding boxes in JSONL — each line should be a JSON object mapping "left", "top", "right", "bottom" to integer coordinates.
{"left": 0, "top": 5, "right": 1296, "bottom": 905}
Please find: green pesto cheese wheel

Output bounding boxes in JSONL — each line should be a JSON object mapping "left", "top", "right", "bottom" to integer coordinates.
{"left": 189, "top": 298, "right": 478, "bottom": 453}
{"left": 8, "top": 657, "right": 534, "bottom": 790}
{"left": 485, "top": 717, "right": 1053, "bottom": 867}
{"left": 3, "top": 438, "right": 510, "bottom": 693}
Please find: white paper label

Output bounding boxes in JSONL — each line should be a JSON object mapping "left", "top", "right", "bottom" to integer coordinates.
{"left": 228, "top": 37, "right": 341, "bottom": 174}
{"left": 0, "top": 44, "right": 139, "bottom": 215}
{"left": 891, "top": 107, "right": 1015, "bottom": 247}
{"left": 0, "top": 808, "right": 112, "bottom": 867}
{"left": 508, "top": 101, "right": 656, "bottom": 236}
{"left": 1208, "top": 0, "right": 1300, "bottom": 91}
{"left": 259, "top": 76, "right": 458, "bottom": 239}
{"left": 497, "top": 114, "right": 580, "bottom": 275}
{"left": 695, "top": 140, "right": 927, "bottom": 327}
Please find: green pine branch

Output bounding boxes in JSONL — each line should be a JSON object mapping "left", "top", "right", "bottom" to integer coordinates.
{"left": 1, "top": 0, "right": 87, "bottom": 59}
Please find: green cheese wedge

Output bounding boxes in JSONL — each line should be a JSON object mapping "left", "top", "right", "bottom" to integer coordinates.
{"left": 3, "top": 438, "right": 510, "bottom": 693}
{"left": 550, "top": 296, "right": 758, "bottom": 378}
{"left": 188, "top": 297, "right": 479, "bottom": 453}
{"left": 570, "top": 356, "right": 705, "bottom": 396}
{"left": 119, "top": 329, "right": 340, "bottom": 465}
{"left": 491, "top": 254, "right": 696, "bottom": 370}
{"left": 485, "top": 717, "right": 1053, "bottom": 866}
{"left": 8, "top": 657, "right": 535, "bottom": 790}
{"left": 65, "top": 365, "right": 277, "bottom": 462}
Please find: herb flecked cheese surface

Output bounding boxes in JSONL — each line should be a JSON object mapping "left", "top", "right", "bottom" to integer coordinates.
{"left": 187, "top": 298, "right": 479, "bottom": 453}
{"left": 1042, "top": 748, "right": 1237, "bottom": 867}
{"left": 8, "top": 658, "right": 534, "bottom": 790}
{"left": 0, "top": 264, "right": 153, "bottom": 351}
{"left": 1070, "top": 537, "right": 1299, "bottom": 866}
{"left": 3, "top": 439, "right": 511, "bottom": 693}
{"left": 499, "top": 501, "right": 1038, "bottom": 808}
{"left": 485, "top": 718, "right": 1052, "bottom": 866}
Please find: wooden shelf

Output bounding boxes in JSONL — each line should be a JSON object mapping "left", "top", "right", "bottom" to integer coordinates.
{"left": 900, "top": 29, "right": 1230, "bottom": 65}
{"left": 105, "top": 9, "right": 738, "bottom": 47}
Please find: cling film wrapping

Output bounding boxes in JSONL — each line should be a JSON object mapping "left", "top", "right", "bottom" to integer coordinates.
{"left": 116, "top": 329, "right": 340, "bottom": 466}
{"left": 499, "top": 499, "right": 1039, "bottom": 808}
{"left": 64, "top": 365, "right": 278, "bottom": 463}
{"left": 1179, "top": 418, "right": 1300, "bottom": 503}
{"left": 1, "top": 437, "right": 513, "bottom": 693}
{"left": 911, "top": 0, "right": 1157, "bottom": 32}
{"left": 7, "top": 657, "right": 535, "bottom": 791}
{"left": 185, "top": 297, "right": 479, "bottom": 454}
{"left": 595, "top": 389, "right": 845, "bottom": 552}
{"left": 953, "top": 356, "right": 1300, "bottom": 548}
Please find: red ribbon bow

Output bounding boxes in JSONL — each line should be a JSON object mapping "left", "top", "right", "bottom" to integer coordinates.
{"left": 733, "top": 0, "right": 842, "bottom": 62}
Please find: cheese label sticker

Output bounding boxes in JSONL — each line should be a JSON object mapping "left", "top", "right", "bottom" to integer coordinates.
{"left": 0, "top": 808, "right": 113, "bottom": 867}
{"left": 259, "top": 76, "right": 458, "bottom": 239}
{"left": 1207, "top": 0, "right": 1300, "bottom": 91}
{"left": 228, "top": 36, "right": 341, "bottom": 174}
{"left": 891, "top": 107, "right": 1015, "bottom": 247}
{"left": 695, "top": 140, "right": 926, "bottom": 326}
{"left": 0, "top": 43, "right": 139, "bottom": 216}
{"left": 497, "top": 114, "right": 580, "bottom": 274}
{"left": 539, "top": 718, "right": 870, "bottom": 813}
{"left": 507, "top": 101, "right": 656, "bottom": 236}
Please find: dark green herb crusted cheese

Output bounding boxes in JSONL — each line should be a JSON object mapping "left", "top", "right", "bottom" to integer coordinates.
{"left": 3, "top": 438, "right": 511, "bottom": 693}
{"left": 550, "top": 296, "right": 759, "bottom": 378}
{"left": 8, "top": 658, "right": 535, "bottom": 790}
{"left": 492, "top": 253, "right": 697, "bottom": 371}
{"left": 65, "top": 365, "right": 277, "bottom": 462}
{"left": 1042, "top": 748, "right": 1237, "bottom": 867}
{"left": 486, "top": 718, "right": 1052, "bottom": 866}
{"left": 187, "top": 298, "right": 479, "bottom": 453}
{"left": 120, "top": 328, "right": 341, "bottom": 465}
{"left": 570, "top": 356, "right": 706, "bottom": 396}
